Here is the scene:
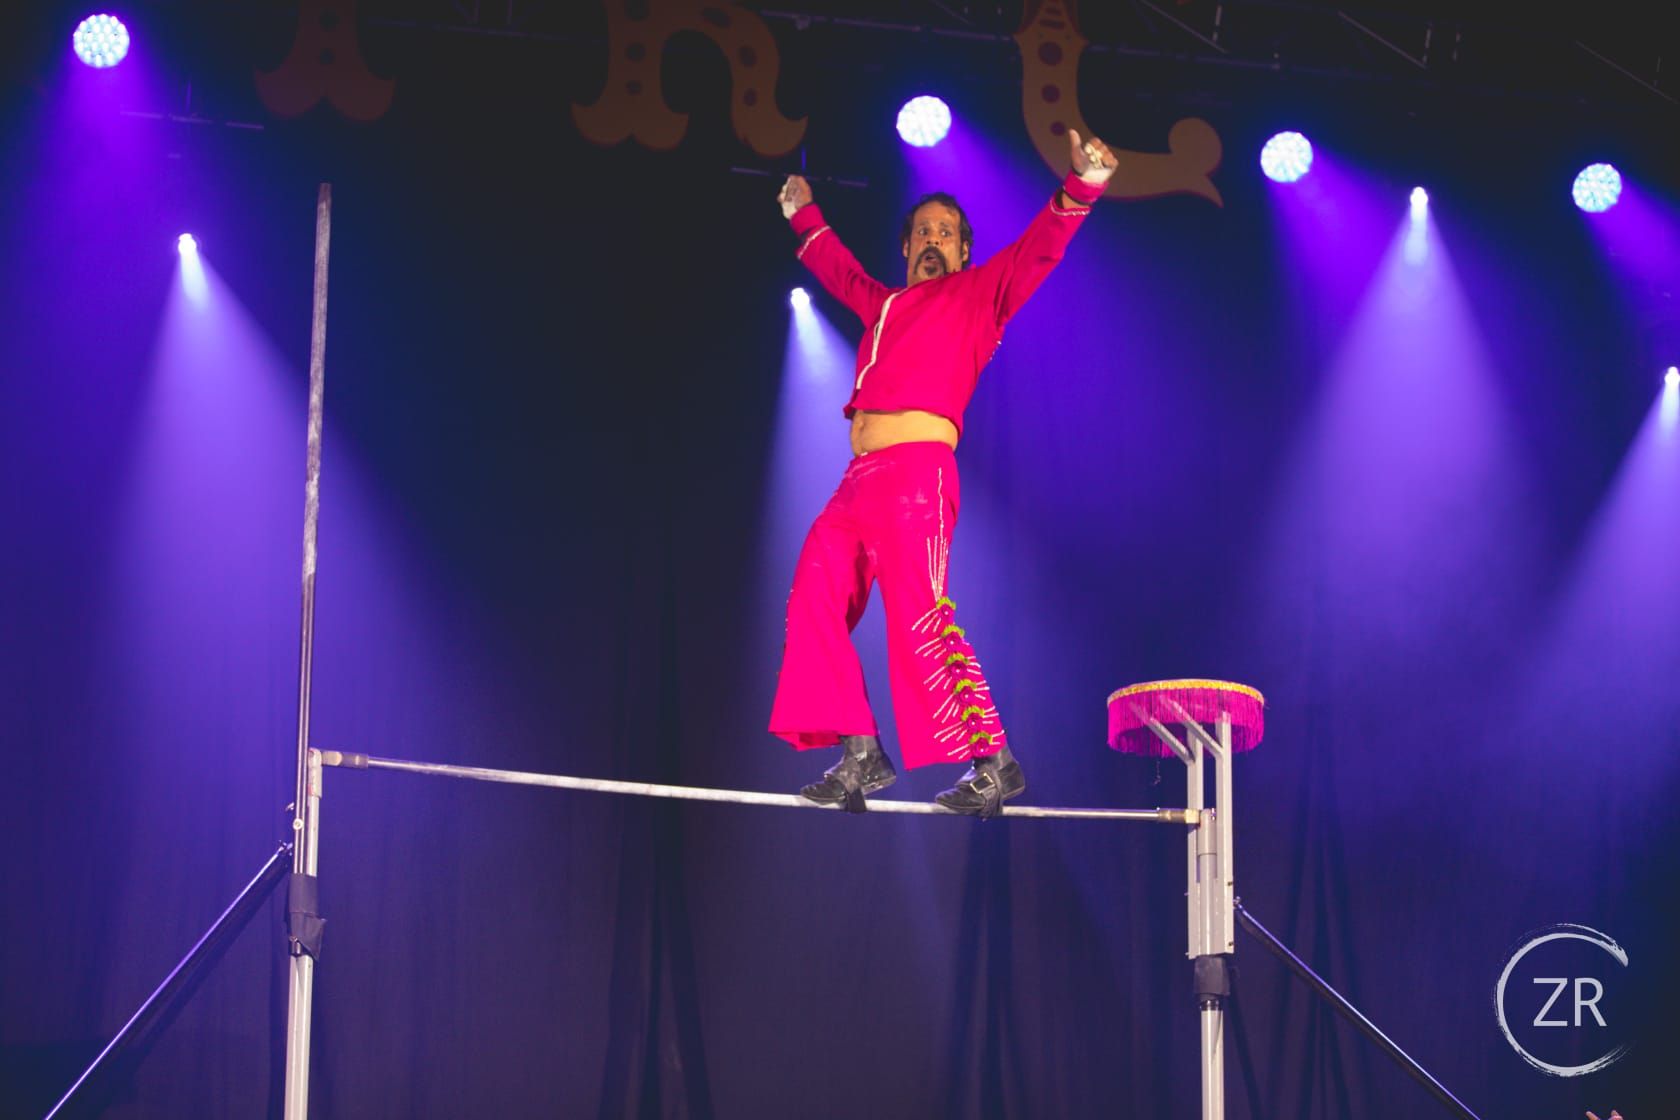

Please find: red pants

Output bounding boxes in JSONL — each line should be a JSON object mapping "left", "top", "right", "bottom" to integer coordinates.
{"left": 769, "top": 441, "right": 1008, "bottom": 769}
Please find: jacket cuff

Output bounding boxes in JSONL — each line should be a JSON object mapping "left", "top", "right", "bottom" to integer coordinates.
{"left": 790, "top": 203, "right": 827, "bottom": 236}
{"left": 1060, "top": 171, "right": 1106, "bottom": 207}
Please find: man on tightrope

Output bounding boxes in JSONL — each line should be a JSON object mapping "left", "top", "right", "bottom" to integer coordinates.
{"left": 769, "top": 127, "right": 1118, "bottom": 818}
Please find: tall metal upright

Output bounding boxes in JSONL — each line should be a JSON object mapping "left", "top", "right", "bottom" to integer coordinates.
{"left": 283, "top": 183, "right": 333, "bottom": 1120}
{"left": 1183, "top": 710, "right": 1234, "bottom": 1120}
{"left": 1132, "top": 699, "right": 1236, "bottom": 1120}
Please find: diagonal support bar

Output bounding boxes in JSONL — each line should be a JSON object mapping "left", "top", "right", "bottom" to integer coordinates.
{"left": 44, "top": 843, "right": 293, "bottom": 1120}
{"left": 1236, "top": 899, "right": 1482, "bottom": 1119}
{"left": 1129, "top": 702, "right": 1195, "bottom": 764}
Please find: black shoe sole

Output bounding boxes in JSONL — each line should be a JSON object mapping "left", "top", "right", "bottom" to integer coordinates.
{"left": 799, "top": 772, "right": 898, "bottom": 805}
{"left": 932, "top": 784, "right": 1026, "bottom": 815}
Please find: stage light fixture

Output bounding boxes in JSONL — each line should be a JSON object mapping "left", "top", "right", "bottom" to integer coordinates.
{"left": 1259, "top": 132, "right": 1313, "bottom": 183}
{"left": 896, "top": 96, "right": 952, "bottom": 148}
{"left": 789, "top": 287, "right": 811, "bottom": 310}
{"left": 1572, "top": 163, "right": 1623, "bottom": 213}
{"left": 73, "top": 14, "right": 129, "bottom": 69}
{"left": 177, "top": 233, "right": 207, "bottom": 304}
{"left": 1666, "top": 366, "right": 1679, "bottom": 388}
{"left": 1410, "top": 187, "right": 1429, "bottom": 214}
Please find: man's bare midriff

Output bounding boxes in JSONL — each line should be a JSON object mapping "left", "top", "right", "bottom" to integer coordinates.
{"left": 850, "top": 409, "right": 959, "bottom": 456}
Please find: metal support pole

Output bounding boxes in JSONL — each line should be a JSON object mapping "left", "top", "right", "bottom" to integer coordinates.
{"left": 1193, "top": 804, "right": 1226, "bottom": 1120}
{"left": 1185, "top": 724, "right": 1204, "bottom": 959}
{"left": 283, "top": 181, "right": 333, "bottom": 1120}
{"left": 1173, "top": 706, "right": 1233, "bottom": 1120}
{"left": 1199, "top": 996, "right": 1225, "bottom": 1119}
{"left": 284, "top": 750, "right": 324, "bottom": 1119}
{"left": 1129, "top": 700, "right": 1234, "bottom": 1118}
{"left": 1216, "top": 714, "right": 1234, "bottom": 951}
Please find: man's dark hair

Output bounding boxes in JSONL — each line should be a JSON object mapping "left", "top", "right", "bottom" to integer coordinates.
{"left": 900, "top": 192, "right": 974, "bottom": 266}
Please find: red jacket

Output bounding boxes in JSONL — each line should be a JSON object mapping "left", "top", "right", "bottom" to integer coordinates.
{"left": 789, "top": 170, "right": 1104, "bottom": 437}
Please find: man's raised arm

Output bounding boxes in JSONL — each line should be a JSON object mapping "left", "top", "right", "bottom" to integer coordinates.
{"left": 779, "top": 175, "right": 890, "bottom": 325}
{"left": 976, "top": 129, "right": 1117, "bottom": 327}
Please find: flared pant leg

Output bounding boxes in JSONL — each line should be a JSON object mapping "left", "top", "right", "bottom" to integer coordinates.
{"left": 855, "top": 444, "right": 1008, "bottom": 770}
{"left": 768, "top": 471, "right": 879, "bottom": 749}
{"left": 769, "top": 442, "right": 1008, "bottom": 769}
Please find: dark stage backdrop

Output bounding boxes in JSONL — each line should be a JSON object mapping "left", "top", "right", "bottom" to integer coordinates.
{"left": 2, "top": 5, "right": 1677, "bottom": 1118}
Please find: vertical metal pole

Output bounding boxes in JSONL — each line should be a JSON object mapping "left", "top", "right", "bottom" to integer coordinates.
{"left": 1195, "top": 798, "right": 1225, "bottom": 1120}
{"left": 1184, "top": 714, "right": 1229, "bottom": 1120}
{"left": 1200, "top": 1002, "right": 1225, "bottom": 1119}
{"left": 284, "top": 182, "right": 332, "bottom": 1120}
{"left": 1216, "top": 715, "right": 1235, "bottom": 953}
{"left": 1185, "top": 726, "right": 1203, "bottom": 960}
{"left": 285, "top": 752, "right": 323, "bottom": 1118}
{"left": 1197, "top": 813, "right": 1219, "bottom": 963}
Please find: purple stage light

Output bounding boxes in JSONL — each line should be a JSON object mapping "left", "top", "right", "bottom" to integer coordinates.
{"left": 1259, "top": 131, "right": 1313, "bottom": 183}
{"left": 789, "top": 286, "right": 810, "bottom": 310}
{"left": 1667, "top": 366, "right": 1679, "bottom": 388}
{"left": 1410, "top": 187, "right": 1429, "bottom": 214}
{"left": 72, "top": 14, "right": 130, "bottom": 69}
{"left": 1572, "top": 163, "right": 1622, "bottom": 213}
{"left": 177, "top": 233, "right": 197, "bottom": 254}
{"left": 896, "top": 96, "right": 951, "bottom": 148}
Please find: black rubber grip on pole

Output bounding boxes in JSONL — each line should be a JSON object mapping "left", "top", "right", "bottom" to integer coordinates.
{"left": 1194, "top": 954, "right": 1232, "bottom": 1000}
{"left": 288, "top": 872, "right": 326, "bottom": 959}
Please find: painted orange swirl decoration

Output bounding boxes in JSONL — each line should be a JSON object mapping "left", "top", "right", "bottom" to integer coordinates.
{"left": 1016, "top": 0, "right": 1222, "bottom": 205}
{"left": 573, "top": 1, "right": 806, "bottom": 157}
{"left": 255, "top": 0, "right": 395, "bottom": 122}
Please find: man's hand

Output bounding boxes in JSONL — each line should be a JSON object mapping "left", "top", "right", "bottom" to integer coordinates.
{"left": 1069, "top": 128, "right": 1117, "bottom": 186}
{"left": 779, "top": 175, "right": 812, "bottom": 219}
{"left": 1585, "top": 1111, "right": 1625, "bottom": 1119}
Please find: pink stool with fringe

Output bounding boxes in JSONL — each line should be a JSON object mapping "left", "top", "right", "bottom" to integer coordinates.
{"left": 1107, "top": 679, "right": 1265, "bottom": 1120}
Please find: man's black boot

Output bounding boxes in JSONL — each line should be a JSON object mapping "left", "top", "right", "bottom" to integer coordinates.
{"left": 934, "top": 745, "right": 1025, "bottom": 819}
{"left": 800, "top": 734, "right": 897, "bottom": 813}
